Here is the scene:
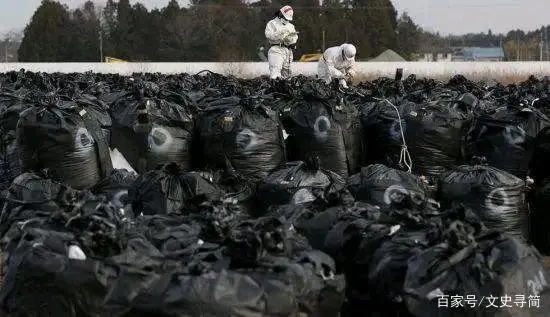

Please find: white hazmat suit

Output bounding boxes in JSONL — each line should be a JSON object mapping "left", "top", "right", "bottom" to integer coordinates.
{"left": 318, "top": 44, "right": 357, "bottom": 88}
{"left": 265, "top": 6, "right": 298, "bottom": 79}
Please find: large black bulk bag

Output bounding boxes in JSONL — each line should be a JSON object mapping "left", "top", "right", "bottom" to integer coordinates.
{"left": 0, "top": 92, "right": 32, "bottom": 132}
{"left": 16, "top": 97, "right": 113, "bottom": 190}
{"left": 104, "top": 251, "right": 345, "bottom": 317}
{"left": 111, "top": 94, "right": 195, "bottom": 173}
{"left": 360, "top": 98, "right": 417, "bottom": 169}
{"left": 282, "top": 86, "right": 363, "bottom": 178}
{"left": 530, "top": 126, "right": 550, "bottom": 184}
{"left": 92, "top": 169, "right": 138, "bottom": 211}
{"left": 405, "top": 99, "right": 471, "bottom": 183}
{"left": 257, "top": 157, "right": 351, "bottom": 212}
{"left": 358, "top": 230, "right": 435, "bottom": 316}
{"left": 466, "top": 105, "right": 550, "bottom": 179}
{"left": 129, "top": 163, "right": 222, "bottom": 216}
{"left": 197, "top": 96, "right": 285, "bottom": 183}
{"left": 403, "top": 231, "right": 550, "bottom": 317}
{"left": 438, "top": 165, "right": 529, "bottom": 240}
{"left": 0, "top": 131, "right": 21, "bottom": 191}
{"left": 347, "top": 164, "right": 427, "bottom": 208}
{"left": 0, "top": 172, "right": 78, "bottom": 238}
{"left": 529, "top": 181, "right": 550, "bottom": 254}
{"left": 0, "top": 228, "right": 113, "bottom": 317}
{"left": 0, "top": 93, "right": 34, "bottom": 191}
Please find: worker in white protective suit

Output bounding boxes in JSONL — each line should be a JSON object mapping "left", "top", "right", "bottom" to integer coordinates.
{"left": 265, "top": 5, "right": 298, "bottom": 79}
{"left": 318, "top": 43, "right": 357, "bottom": 88}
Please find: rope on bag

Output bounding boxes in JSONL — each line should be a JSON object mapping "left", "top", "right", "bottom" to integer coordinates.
{"left": 374, "top": 97, "right": 413, "bottom": 173}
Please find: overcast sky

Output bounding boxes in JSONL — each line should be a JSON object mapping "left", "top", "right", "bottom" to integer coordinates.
{"left": 0, "top": 0, "right": 548, "bottom": 36}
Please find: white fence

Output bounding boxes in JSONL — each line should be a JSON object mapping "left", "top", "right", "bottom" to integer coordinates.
{"left": 1, "top": 62, "right": 550, "bottom": 81}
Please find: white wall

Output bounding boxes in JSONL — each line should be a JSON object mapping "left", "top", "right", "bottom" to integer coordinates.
{"left": 1, "top": 62, "right": 550, "bottom": 81}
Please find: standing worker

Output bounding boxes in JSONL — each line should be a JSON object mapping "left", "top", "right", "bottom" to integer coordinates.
{"left": 265, "top": 5, "right": 298, "bottom": 79}
{"left": 318, "top": 43, "right": 357, "bottom": 88}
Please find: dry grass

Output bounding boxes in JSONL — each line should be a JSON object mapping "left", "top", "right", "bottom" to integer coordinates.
{"left": 352, "top": 71, "right": 539, "bottom": 85}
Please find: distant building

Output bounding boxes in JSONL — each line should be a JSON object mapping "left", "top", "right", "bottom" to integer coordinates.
{"left": 452, "top": 47, "right": 505, "bottom": 62}
{"left": 418, "top": 47, "right": 505, "bottom": 62}
{"left": 420, "top": 52, "right": 453, "bottom": 62}
{"left": 417, "top": 48, "right": 454, "bottom": 62}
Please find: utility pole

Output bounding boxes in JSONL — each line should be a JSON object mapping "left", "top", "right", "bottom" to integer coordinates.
{"left": 544, "top": 26, "right": 550, "bottom": 60}
{"left": 99, "top": 29, "right": 104, "bottom": 63}
{"left": 540, "top": 28, "right": 544, "bottom": 61}
{"left": 516, "top": 32, "right": 520, "bottom": 61}
{"left": 322, "top": 30, "right": 326, "bottom": 52}
{"left": 98, "top": 15, "right": 104, "bottom": 63}
{"left": 4, "top": 41, "right": 7, "bottom": 63}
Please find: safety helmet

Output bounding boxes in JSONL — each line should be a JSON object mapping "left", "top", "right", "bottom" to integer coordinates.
{"left": 280, "top": 5, "right": 294, "bottom": 21}
{"left": 342, "top": 43, "right": 356, "bottom": 60}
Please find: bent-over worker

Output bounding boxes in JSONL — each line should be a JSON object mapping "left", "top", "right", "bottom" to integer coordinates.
{"left": 318, "top": 43, "right": 357, "bottom": 88}
{"left": 265, "top": 5, "right": 298, "bottom": 79}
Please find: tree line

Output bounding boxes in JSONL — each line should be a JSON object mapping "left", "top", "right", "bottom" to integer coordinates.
{"left": 17, "top": 0, "right": 409, "bottom": 62}
{"left": 13, "top": 0, "right": 550, "bottom": 62}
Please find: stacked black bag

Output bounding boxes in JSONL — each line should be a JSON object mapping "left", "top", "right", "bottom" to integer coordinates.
{"left": 16, "top": 93, "right": 113, "bottom": 189}
{"left": 92, "top": 168, "right": 138, "bottom": 212}
{"left": 404, "top": 230, "right": 550, "bottom": 317}
{"left": 438, "top": 164, "right": 529, "bottom": 240}
{"left": 257, "top": 156, "right": 353, "bottom": 213}
{"left": 129, "top": 163, "right": 222, "bottom": 216}
{"left": 0, "top": 172, "right": 123, "bottom": 317}
{"left": 197, "top": 95, "right": 285, "bottom": 183}
{"left": 360, "top": 97, "right": 417, "bottom": 169}
{"left": 528, "top": 126, "right": 550, "bottom": 254}
{"left": 466, "top": 104, "right": 550, "bottom": 179}
{"left": 347, "top": 164, "right": 427, "bottom": 208}
{"left": 405, "top": 94, "right": 472, "bottom": 184}
{"left": 282, "top": 81, "right": 363, "bottom": 178}
{"left": 0, "top": 92, "right": 33, "bottom": 190}
{"left": 110, "top": 82, "right": 195, "bottom": 173}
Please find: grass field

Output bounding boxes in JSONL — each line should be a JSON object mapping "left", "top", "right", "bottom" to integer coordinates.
{"left": 0, "top": 62, "right": 549, "bottom": 84}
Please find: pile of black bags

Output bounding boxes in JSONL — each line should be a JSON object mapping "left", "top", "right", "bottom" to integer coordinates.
{"left": 1, "top": 71, "right": 550, "bottom": 316}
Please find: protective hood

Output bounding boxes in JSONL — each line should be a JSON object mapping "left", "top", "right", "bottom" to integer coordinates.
{"left": 280, "top": 5, "right": 294, "bottom": 21}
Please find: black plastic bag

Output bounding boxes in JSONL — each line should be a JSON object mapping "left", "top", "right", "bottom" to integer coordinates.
{"left": 282, "top": 84, "right": 363, "bottom": 178}
{"left": 403, "top": 231, "right": 550, "bottom": 317}
{"left": 187, "top": 201, "right": 250, "bottom": 243}
{"left": 129, "top": 163, "right": 222, "bottom": 216}
{"left": 1, "top": 174, "right": 127, "bottom": 258}
{"left": 17, "top": 96, "right": 113, "bottom": 189}
{"left": 92, "top": 169, "right": 138, "bottom": 212}
{"left": 529, "top": 181, "right": 550, "bottom": 254}
{"left": 347, "top": 164, "right": 427, "bottom": 208}
{"left": 226, "top": 215, "right": 310, "bottom": 267}
{"left": 111, "top": 96, "right": 195, "bottom": 173}
{"left": 256, "top": 157, "right": 352, "bottom": 213}
{"left": 132, "top": 214, "right": 200, "bottom": 252}
{"left": 438, "top": 164, "right": 529, "bottom": 240}
{"left": 197, "top": 96, "right": 285, "bottom": 183}
{"left": 0, "top": 94, "right": 30, "bottom": 191}
{"left": 466, "top": 105, "right": 550, "bottom": 179}
{"left": 0, "top": 172, "right": 81, "bottom": 238}
{"left": 288, "top": 202, "right": 378, "bottom": 251}
{"left": 104, "top": 252, "right": 345, "bottom": 317}
{"left": 0, "top": 130, "right": 21, "bottom": 191}
{"left": 0, "top": 226, "right": 116, "bottom": 317}
{"left": 405, "top": 100, "right": 471, "bottom": 182}
{"left": 359, "top": 98, "right": 417, "bottom": 169}
{"left": 364, "top": 230, "right": 437, "bottom": 315}
{"left": 530, "top": 126, "right": 550, "bottom": 184}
